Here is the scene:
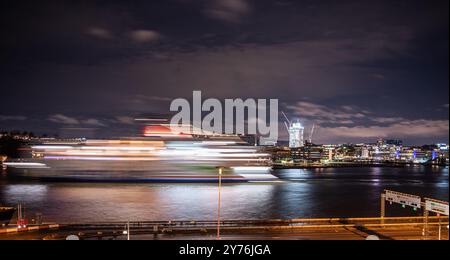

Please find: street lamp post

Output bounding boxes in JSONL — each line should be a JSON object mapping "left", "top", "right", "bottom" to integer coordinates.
{"left": 217, "top": 167, "right": 223, "bottom": 240}
{"left": 123, "top": 221, "right": 130, "bottom": 240}
{"left": 127, "top": 221, "right": 130, "bottom": 241}
{"left": 438, "top": 214, "right": 441, "bottom": 241}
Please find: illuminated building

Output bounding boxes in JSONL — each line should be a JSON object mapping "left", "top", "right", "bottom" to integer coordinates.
{"left": 361, "top": 148, "right": 370, "bottom": 159}
{"left": 437, "top": 143, "right": 449, "bottom": 151}
{"left": 288, "top": 121, "right": 304, "bottom": 148}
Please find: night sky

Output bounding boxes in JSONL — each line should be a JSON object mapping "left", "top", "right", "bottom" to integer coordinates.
{"left": 1, "top": 0, "right": 448, "bottom": 144}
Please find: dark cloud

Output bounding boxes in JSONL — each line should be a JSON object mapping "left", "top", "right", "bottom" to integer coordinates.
{"left": 0, "top": 116, "right": 27, "bottom": 121}
{"left": 48, "top": 114, "right": 80, "bottom": 125}
{"left": 87, "top": 27, "right": 114, "bottom": 40}
{"left": 205, "top": 0, "right": 252, "bottom": 23}
{"left": 129, "top": 30, "right": 162, "bottom": 43}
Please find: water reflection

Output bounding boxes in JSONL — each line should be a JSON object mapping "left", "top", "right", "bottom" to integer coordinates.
{"left": 0, "top": 167, "right": 448, "bottom": 223}
{"left": 2, "top": 185, "right": 48, "bottom": 204}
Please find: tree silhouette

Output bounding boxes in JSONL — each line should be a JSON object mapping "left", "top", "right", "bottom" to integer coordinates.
{"left": 0, "top": 136, "right": 23, "bottom": 158}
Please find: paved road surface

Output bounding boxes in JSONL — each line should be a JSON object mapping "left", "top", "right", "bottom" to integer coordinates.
{"left": 1, "top": 217, "right": 448, "bottom": 240}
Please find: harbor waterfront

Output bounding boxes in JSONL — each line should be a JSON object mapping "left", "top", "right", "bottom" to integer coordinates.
{"left": 1, "top": 0, "right": 448, "bottom": 243}
{"left": 1, "top": 166, "right": 447, "bottom": 224}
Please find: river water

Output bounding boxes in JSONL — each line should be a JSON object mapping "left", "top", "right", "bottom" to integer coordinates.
{"left": 0, "top": 166, "right": 448, "bottom": 223}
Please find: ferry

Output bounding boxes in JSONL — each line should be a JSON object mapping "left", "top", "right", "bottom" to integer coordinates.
{"left": 4, "top": 125, "right": 277, "bottom": 183}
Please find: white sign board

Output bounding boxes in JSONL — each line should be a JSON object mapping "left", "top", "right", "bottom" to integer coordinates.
{"left": 425, "top": 199, "right": 449, "bottom": 216}
{"left": 385, "top": 190, "right": 421, "bottom": 209}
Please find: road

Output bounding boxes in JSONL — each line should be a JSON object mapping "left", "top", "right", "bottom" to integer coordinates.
{"left": 1, "top": 216, "right": 448, "bottom": 240}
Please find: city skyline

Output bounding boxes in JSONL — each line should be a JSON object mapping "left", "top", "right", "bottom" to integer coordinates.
{"left": 1, "top": 0, "right": 449, "bottom": 145}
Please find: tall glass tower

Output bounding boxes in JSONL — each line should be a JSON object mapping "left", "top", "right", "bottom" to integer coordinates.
{"left": 289, "top": 121, "right": 304, "bottom": 148}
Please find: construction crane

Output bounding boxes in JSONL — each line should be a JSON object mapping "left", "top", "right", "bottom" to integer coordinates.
{"left": 282, "top": 111, "right": 291, "bottom": 132}
{"left": 309, "top": 124, "right": 316, "bottom": 144}
{"left": 282, "top": 111, "right": 291, "bottom": 125}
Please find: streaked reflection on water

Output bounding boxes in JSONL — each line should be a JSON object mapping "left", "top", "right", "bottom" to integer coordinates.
{"left": 0, "top": 167, "right": 448, "bottom": 223}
